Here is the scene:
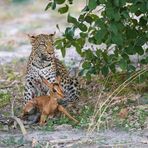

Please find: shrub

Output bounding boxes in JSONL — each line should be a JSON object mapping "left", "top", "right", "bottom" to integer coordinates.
{"left": 45, "top": 0, "right": 148, "bottom": 78}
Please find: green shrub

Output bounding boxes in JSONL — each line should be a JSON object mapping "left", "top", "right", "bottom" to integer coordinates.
{"left": 45, "top": 0, "right": 148, "bottom": 78}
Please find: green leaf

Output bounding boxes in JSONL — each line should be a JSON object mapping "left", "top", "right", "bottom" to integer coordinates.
{"left": 96, "top": 49, "right": 102, "bottom": 57}
{"left": 88, "top": 0, "right": 97, "bottom": 10}
{"left": 124, "top": 46, "right": 136, "bottom": 55}
{"left": 114, "top": 11, "right": 121, "bottom": 21}
{"left": 90, "top": 14, "right": 99, "bottom": 20}
{"left": 101, "top": 66, "right": 109, "bottom": 76}
{"left": 116, "top": 22, "right": 124, "bottom": 31}
{"left": 127, "top": 65, "right": 136, "bottom": 72}
{"left": 119, "top": 59, "right": 127, "bottom": 71}
{"left": 67, "top": 14, "right": 78, "bottom": 24}
{"left": 61, "top": 47, "right": 66, "bottom": 57}
{"left": 102, "top": 52, "right": 108, "bottom": 63}
{"left": 78, "top": 14, "right": 85, "bottom": 21}
{"left": 139, "top": 17, "right": 147, "bottom": 26}
{"left": 121, "top": 11, "right": 130, "bottom": 18}
{"left": 121, "top": 53, "right": 130, "bottom": 61}
{"left": 139, "top": 2, "right": 147, "bottom": 13}
{"left": 55, "top": 39, "right": 63, "bottom": 49}
{"left": 86, "top": 72, "right": 91, "bottom": 80}
{"left": 58, "top": 4, "right": 69, "bottom": 14}
{"left": 140, "top": 57, "right": 148, "bottom": 64}
{"left": 109, "top": 64, "right": 116, "bottom": 73}
{"left": 82, "top": 61, "right": 91, "bottom": 69}
{"left": 112, "top": 33, "right": 123, "bottom": 46}
{"left": 113, "top": 0, "right": 119, "bottom": 7}
{"left": 146, "top": 57, "right": 148, "bottom": 63}
{"left": 126, "top": 28, "right": 137, "bottom": 40}
{"left": 78, "top": 23, "right": 87, "bottom": 32}
{"left": 99, "top": 0, "right": 106, "bottom": 4}
{"left": 77, "top": 38, "right": 85, "bottom": 48}
{"left": 130, "top": 5, "right": 139, "bottom": 13}
{"left": 65, "top": 27, "right": 75, "bottom": 39}
{"left": 95, "top": 18, "right": 105, "bottom": 28}
{"left": 108, "top": 23, "right": 118, "bottom": 34}
{"left": 51, "top": 1, "right": 56, "bottom": 10}
{"left": 68, "top": 0, "right": 73, "bottom": 4}
{"left": 85, "top": 49, "right": 95, "bottom": 60}
{"left": 135, "top": 46, "right": 144, "bottom": 55}
{"left": 45, "top": 2, "right": 52, "bottom": 11}
{"left": 136, "top": 37, "right": 146, "bottom": 46}
{"left": 106, "top": 7, "right": 114, "bottom": 19}
{"left": 81, "top": 5, "right": 89, "bottom": 12}
{"left": 72, "top": 38, "right": 85, "bottom": 56}
{"left": 85, "top": 15, "right": 93, "bottom": 24}
{"left": 76, "top": 46, "right": 82, "bottom": 55}
{"left": 55, "top": 0, "right": 65, "bottom": 4}
{"left": 95, "top": 29, "right": 107, "bottom": 43}
{"left": 80, "top": 32, "right": 87, "bottom": 38}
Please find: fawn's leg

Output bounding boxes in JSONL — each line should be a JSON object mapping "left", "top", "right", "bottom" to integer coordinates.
{"left": 39, "top": 112, "right": 48, "bottom": 126}
{"left": 58, "top": 105, "right": 79, "bottom": 124}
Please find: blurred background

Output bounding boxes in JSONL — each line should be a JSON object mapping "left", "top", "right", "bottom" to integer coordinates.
{"left": 0, "top": 0, "right": 84, "bottom": 65}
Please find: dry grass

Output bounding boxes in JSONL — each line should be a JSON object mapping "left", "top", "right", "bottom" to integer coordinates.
{"left": 87, "top": 66, "right": 148, "bottom": 133}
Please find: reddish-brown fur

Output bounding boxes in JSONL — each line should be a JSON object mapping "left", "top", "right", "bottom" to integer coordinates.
{"left": 22, "top": 76, "right": 79, "bottom": 125}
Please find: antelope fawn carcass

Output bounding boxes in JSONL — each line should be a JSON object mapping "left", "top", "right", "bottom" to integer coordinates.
{"left": 22, "top": 76, "right": 79, "bottom": 125}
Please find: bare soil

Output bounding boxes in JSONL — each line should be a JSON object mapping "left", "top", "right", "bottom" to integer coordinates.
{"left": 0, "top": 124, "right": 148, "bottom": 148}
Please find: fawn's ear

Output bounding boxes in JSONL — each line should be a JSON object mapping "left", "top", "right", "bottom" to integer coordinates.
{"left": 56, "top": 75, "right": 61, "bottom": 84}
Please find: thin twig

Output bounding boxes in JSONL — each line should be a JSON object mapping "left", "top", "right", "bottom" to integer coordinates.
{"left": 0, "top": 80, "right": 20, "bottom": 89}
{"left": 96, "top": 69, "right": 147, "bottom": 131}
{"left": 10, "top": 91, "right": 27, "bottom": 135}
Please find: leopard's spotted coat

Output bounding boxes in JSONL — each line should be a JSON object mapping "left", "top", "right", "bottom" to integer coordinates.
{"left": 24, "top": 34, "right": 80, "bottom": 106}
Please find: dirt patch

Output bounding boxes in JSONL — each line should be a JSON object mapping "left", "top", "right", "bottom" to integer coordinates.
{"left": 0, "top": 125, "right": 148, "bottom": 147}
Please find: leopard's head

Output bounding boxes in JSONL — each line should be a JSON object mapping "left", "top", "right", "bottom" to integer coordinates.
{"left": 28, "top": 33, "right": 55, "bottom": 60}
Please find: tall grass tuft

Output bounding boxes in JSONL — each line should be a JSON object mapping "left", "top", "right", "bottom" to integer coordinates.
{"left": 87, "top": 66, "right": 148, "bottom": 134}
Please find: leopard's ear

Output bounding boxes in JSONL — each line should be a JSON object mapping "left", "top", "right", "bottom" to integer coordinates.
{"left": 49, "top": 32, "right": 56, "bottom": 42}
{"left": 42, "top": 77, "right": 54, "bottom": 89}
{"left": 56, "top": 75, "right": 61, "bottom": 84}
{"left": 50, "top": 32, "right": 56, "bottom": 37}
{"left": 27, "top": 34, "right": 36, "bottom": 42}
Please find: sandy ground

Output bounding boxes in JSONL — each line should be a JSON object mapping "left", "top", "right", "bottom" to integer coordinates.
{"left": 0, "top": 0, "right": 82, "bottom": 66}
{"left": 0, "top": 124, "right": 148, "bottom": 147}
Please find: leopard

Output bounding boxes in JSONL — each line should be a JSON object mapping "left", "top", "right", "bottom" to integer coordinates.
{"left": 24, "top": 33, "right": 80, "bottom": 107}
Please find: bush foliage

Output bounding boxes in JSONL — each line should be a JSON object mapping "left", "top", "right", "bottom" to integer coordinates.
{"left": 45, "top": 0, "right": 148, "bottom": 78}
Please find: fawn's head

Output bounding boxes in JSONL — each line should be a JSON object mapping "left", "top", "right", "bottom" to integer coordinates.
{"left": 22, "top": 100, "right": 37, "bottom": 116}
{"left": 42, "top": 76, "right": 64, "bottom": 99}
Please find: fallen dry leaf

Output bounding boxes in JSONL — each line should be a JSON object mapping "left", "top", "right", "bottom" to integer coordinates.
{"left": 118, "top": 108, "right": 128, "bottom": 119}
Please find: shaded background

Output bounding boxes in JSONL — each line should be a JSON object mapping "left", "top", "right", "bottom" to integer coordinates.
{"left": 0, "top": 0, "right": 84, "bottom": 65}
